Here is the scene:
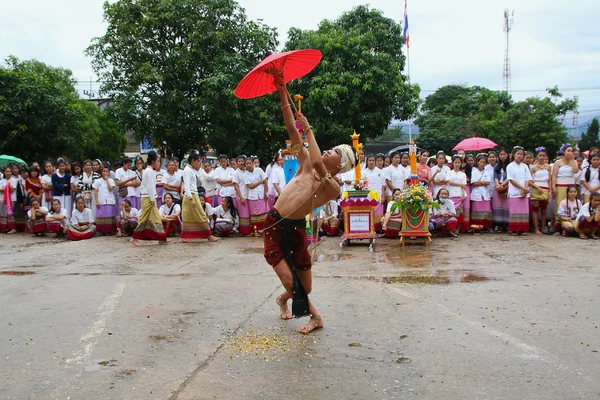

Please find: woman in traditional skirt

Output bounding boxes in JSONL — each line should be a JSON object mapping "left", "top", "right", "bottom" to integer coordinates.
{"left": 41, "top": 161, "right": 55, "bottom": 210}
{"left": 93, "top": 165, "right": 117, "bottom": 235}
{"left": 574, "top": 192, "right": 600, "bottom": 239}
{"left": 551, "top": 144, "right": 578, "bottom": 233}
{"left": 26, "top": 166, "right": 43, "bottom": 214}
{"left": 131, "top": 151, "right": 168, "bottom": 245}
{"left": 200, "top": 160, "right": 218, "bottom": 205}
{"left": 492, "top": 149, "right": 510, "bottom": 232}
{"left": 46, "top": 199, "right": 68, "bottom": 237}
{"left": 51, "top": 159, "right": 72, "bottom": 220}
{"left": 130, "top": 156, "right": 144, "bottom": 211}
{"left": 181, "top": 152, "right": 219, "bottom": 242}
{"left": 362, "top": 154, "right": 385, "bottom": 232}
{"left": 470, "top": 154, "right": 493, "bottom": 231}
{"left": 214, "top": 154, "right": 235, "bottom": 207}
{"left": 117, "top": 199, "right": 139, "bottom": 236}
{"left": 159, "top": 193, "right": 181, "bottom": 236}
{"left": 211, "top": 196, "right": 239, "bottom": 237}
{"left": 14, "top": 166, "right": 28, "bottom": 232}
{"left": 507, "top": 147, "right": 533, "bottom": 236}
{"left": 581, "top": 153, "right": 600, "bottom": 204}
{"left": 27, "top": 199, "right": 48, "bottom": 235}
{"left": 382, "top": 189, "right": 403, "bottom": 238}
{"left": 319, "top": 199, "right": 341, "bottom": 236}
{"left": 529, "top": 148, "right": 552, "bottom": 234}
{"left": 245, "top": 157, "right": 269, "bottom": 236}
{"left": 446, "top": 155, "right": 467, "bottom": 230}
{"left": 79, "top": 160, "right": 99, "bottom": 220}
{"left": 430, "top": 188, "right": 459, "bottom": 236}
{"left": 0, "top": 166, "right": 17, "bottom": 233}
{"left": 154, "top": 162, "right": 167, "bottom": 209}
{"left": 460, "top": 156, "right": 473, "bottom": 232}
{"left": 66, "top": 197, "right": 96, "bottom": 241}
{"left": 70, "top": 162, "right": 82, "bottom": 205}
{"left": 232, "top": 155, "right": 252, "bottom": 236}
{"left": 115, "top": 157, "right": 137, "bottom": 214}
{"left": 556, "top": 186, "right": 582, "bottom": 237}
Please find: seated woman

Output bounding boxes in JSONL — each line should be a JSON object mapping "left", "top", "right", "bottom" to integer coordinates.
{"left": 319, "top": 199, "right": 341, "bottom": 236}
{"left": 574, "top": 192, "right": 600, "bottom": 239}
{"left": 66, "top": 196, "right": 96, "bottom": 241}
{"left": 556, "top": 185, "right": 582, "bottom": 237}
{"left": 211, "top": 196, "right": 239, "bottom": 237}
{"left": 46, "top": 199, "right": 68, "bottom": 237}
{"left": 117, "top": 199, "right": 139, "bottom": 237}
{"left": 430, "top": 188, "right": 459, "bottom": 237}
{"left": 382, "top": 188, "right": 403, "bottom": 238}
{"left": 198, "top": 194, "right": 215, "bottom": 230}
{"left": 27, "top": 199, "right": 49, "bottom": 236}
{"left": 159, "top": 193, "right": 181, "bottom": 237}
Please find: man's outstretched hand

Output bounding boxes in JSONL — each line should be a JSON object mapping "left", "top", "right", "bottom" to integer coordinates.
{"left": 296, "top": 114, "right": 311, "bottom": 132}
{"left": 272, "top": 73, "right": 285, "bottom": 89}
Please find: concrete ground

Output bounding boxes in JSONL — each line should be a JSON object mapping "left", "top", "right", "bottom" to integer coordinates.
{"left": 0, "top": 233, "right": 599, "bottom": 400}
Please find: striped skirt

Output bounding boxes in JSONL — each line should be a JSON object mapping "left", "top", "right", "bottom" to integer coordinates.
{"left": 385, "top": 216, "right": 403, "bottom": 238}
{"left": 462, "top": 186, "right": 471, "bottom": 231}
{"left": 431, "top": 216, "right": 458, "bottom": 232}
{"left": 48, "top": 220, "right": 66, "bottom": 235}
{"left": 508, "top": 197, "right": 530, "bottom": 232}
{"left": 234, "top": 197, "right": 251, "bottom": 236}
{"left": 13, "top": 201, "right": 27, "bottom": 232}
{"left": 119, "top": 218, "right": 138, "bottom": 236}
{"left": 492, "top": 191, "right": 509, "bottom": 227}
{"left": 213, "top": 220, "right": 234, "bottom": 237}
{"left": 450, "top": 196, "right": 465, "bottom": 226}
{"left": 65, "top": 224, "right": 96, "bottom": 241}
{"left": 96, "top": 204, "right": 117, "bottom": 234}
{"left": 29, "top": 218, "right": 47, "bottom": 234}
{"left": 180, "top": 193, "right": 212, "bottom": 240}
{"left": 470, "top": 200, "right": 492, "bottom": 228}
{"left": 132, "top": 197, "right": 167, "bottom": 241}
{"left": 0, "top": 202, "right": 16, "bottom": 232}
{"left": 248, "top": 199, "right": 269, "bottom": 233}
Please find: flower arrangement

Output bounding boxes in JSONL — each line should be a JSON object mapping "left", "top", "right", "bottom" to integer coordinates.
{"left": 368, "top": 190, "right": 380, "bottom": 202}
{"left": 350, "top": 178, "right": 369, "bottom": 191}
{"left": 390, "top": 182, "right": 440, "bottom": 213}
{"left": 341, "top": 189, "right": 380, "bottom": 203}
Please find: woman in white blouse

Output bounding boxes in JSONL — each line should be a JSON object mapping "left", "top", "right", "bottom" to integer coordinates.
{"left": 430, "top": 188, "right": 459, "bottom": 237}
{"left": 41, "top": 161, "right": 55, "bottom": 209}
{"left": 200, "top": 160, "right": 218, "bottom": 205}
{"left": 244, "top": 157, "right": 268, "bottom": 236}
{"left": 446, "top": 155, "right": 467, "bottom": 231}
{"left": 362, "top": 154, "right": 385, "bottom": 232}
{"left": 79, "top": 160, "right": 99, "bottom": 219}
{"left": 162, "top": 159, "right": 182, "bottom": 204}
{"left": 180, "top": 152, "right": 219, "bottom": 242}
{"left": 159, "top": 193, "right": 181, "bottom": 237}
{"left": 214, "top": 155, "right": 235, "bottom": 206}
{"left": 212, "top": 196, "right": 239, "bottom": 237}
{"left": 27, "top": 199, "right": 48, "bottom": 236}
{"left": 65, "top": 197, "right": 96, "bottom": 241}
{"left": 470, "top": 154, "right": 493, "bottom": 231}
{"left": 130, "top": 151, "right": 168, "bottom": 245}
{"left": 507, "top": 146, "right": 533, "bottom": 236}
{"left": 93, "top": 165, "right": 117, "bottom": 235}
{"left": 232, "top": 155, "right": 251, "bottom": 236}
{"left": 46, "top": 199, "right": 68, "bottom": 237}
{"left": 117, "top": 199, "right": 139, "bottom": 237}
{"left": 429, "top": 151, "right": 450, "bottom": 198}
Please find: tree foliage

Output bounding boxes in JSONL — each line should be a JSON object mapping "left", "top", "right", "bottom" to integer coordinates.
{"left": 86, "top": 0, "right": 285, "bottom": 161}
{"left": 284, "top": 5, "right": 420, "bottom": 149}
{"left": 580, "top": 117, "right": 599, "bottom": 151}
{"left": 0, "top": 56, "right": 125, "bottom": 163}
{"left": 415, "top": 85, "right": 577, "bottom": 156}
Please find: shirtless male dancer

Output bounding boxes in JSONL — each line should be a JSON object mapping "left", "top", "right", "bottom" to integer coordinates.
{"left": 263, "top": 74, "right": 356, "bottom": 334}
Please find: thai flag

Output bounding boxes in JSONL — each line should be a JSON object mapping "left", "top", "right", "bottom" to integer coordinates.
{"left": 403, "top": 0, "right": 410, "bottom": 48}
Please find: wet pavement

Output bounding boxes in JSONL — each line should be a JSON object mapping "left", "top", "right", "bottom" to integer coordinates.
{"left": 0, "top": 233, "right": 599, "bottom": 399}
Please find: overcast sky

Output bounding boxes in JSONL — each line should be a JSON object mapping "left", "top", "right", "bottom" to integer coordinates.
{"left": 2, "top": 0, "right": 599, "bottom": 128}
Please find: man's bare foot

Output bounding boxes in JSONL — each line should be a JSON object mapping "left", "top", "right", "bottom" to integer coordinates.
{"left": 535, "top": 230, "right": 543, "bottom": 235}
{"left": 276, "top": 295, "right": 292, "bottom": 320}
{"left": 159, "top": 239, "right": 170, "bottom": 245}
{"left": 297, "top": 315, "right": 324, "bottom": 334}
{"left": 130, "top": 238, "right": 142, "bottom": 247}
{"left": 208, "top": 235, "right": 220, "bottom": 242}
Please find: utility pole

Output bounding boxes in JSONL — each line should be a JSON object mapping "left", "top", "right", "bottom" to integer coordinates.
{"left": 572, "top": 95, "right": 579, "bottom": 139}
{"left": 503, "top": 9, "right": 514, "bottom": 93}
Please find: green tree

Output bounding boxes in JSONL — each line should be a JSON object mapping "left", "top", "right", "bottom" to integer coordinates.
{"left": 415, "top": 84, "right": 576, "bottom": 156}
{"left": 0, "top": 56, "right": 125, "bottom": 163}
{"left": 283, "top": 5, "right": 420, "bottom": 149}
{"left": 580, "top": 117, "right": 599, "bottom": 151}
{"left": 86, "top": 0, "right": 283, "bottom": 161}
{"left": 373, "top": 125, "right": 410, "bottom": 142}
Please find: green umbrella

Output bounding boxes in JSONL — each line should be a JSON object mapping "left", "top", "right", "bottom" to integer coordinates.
{"left": 0, "top": 155, "right": 28, "bottom": 169}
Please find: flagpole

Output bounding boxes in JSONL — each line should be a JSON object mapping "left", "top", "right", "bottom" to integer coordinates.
{"left": 404, "top": 0, "right": 412, "bottom": 146}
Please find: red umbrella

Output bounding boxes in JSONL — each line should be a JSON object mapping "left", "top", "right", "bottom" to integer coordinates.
{"left": 453, "top": 137, "right": 498, "bottom": 151}
{"left": 234, "top": 49, "right": 322, "bottom": 100}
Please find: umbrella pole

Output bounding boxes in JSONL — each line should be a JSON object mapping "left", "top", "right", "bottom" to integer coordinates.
{"left": 285, "top": 89, "right": 299, "bottom": 115}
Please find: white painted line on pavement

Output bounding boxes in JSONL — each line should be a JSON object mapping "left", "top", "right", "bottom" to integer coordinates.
{"left": 66, "top": 283, "right": 126, "bottom": 364}
{"left": 387, "top": 286, "right": 554, "bottom": 362}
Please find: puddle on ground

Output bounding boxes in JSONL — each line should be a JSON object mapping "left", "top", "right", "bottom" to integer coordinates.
{"left": 335, "top": 269, "right": 489, "bottom": 285}
{"left": 383, "top": 248, "right": 433, "bottom": 269}
{"left": 241, "top": 248, "right": 264, "bottom": 254}
{"left": 317, "top": 253, "right": 356, "bottom": 262}
{"left": 1, "top": 271, "right": 36, "bottom": 276}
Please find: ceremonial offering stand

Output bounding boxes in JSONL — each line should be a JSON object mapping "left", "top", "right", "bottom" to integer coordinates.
{"left": 340, "top": 191, "right": 377, "bottom": 252}
{"left": 400, "top": 207, "right": 431, "bottom": 246}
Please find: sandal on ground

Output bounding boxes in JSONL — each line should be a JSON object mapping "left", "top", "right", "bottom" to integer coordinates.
{"left": 511, "top": 232, "right": 519, "bottom": 236}
{"left": 579, "top": 234, "right": 588, "bottom": 240}
{"left": 592, "top": 236, "right": 599, "bottom": 240}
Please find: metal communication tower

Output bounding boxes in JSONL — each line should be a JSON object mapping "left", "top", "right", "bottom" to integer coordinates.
{"left": 503, "top": 9, "right": 514, "bottom": 93}
{"left": 572, "top": 95, "right": 579, "bottom": 139}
